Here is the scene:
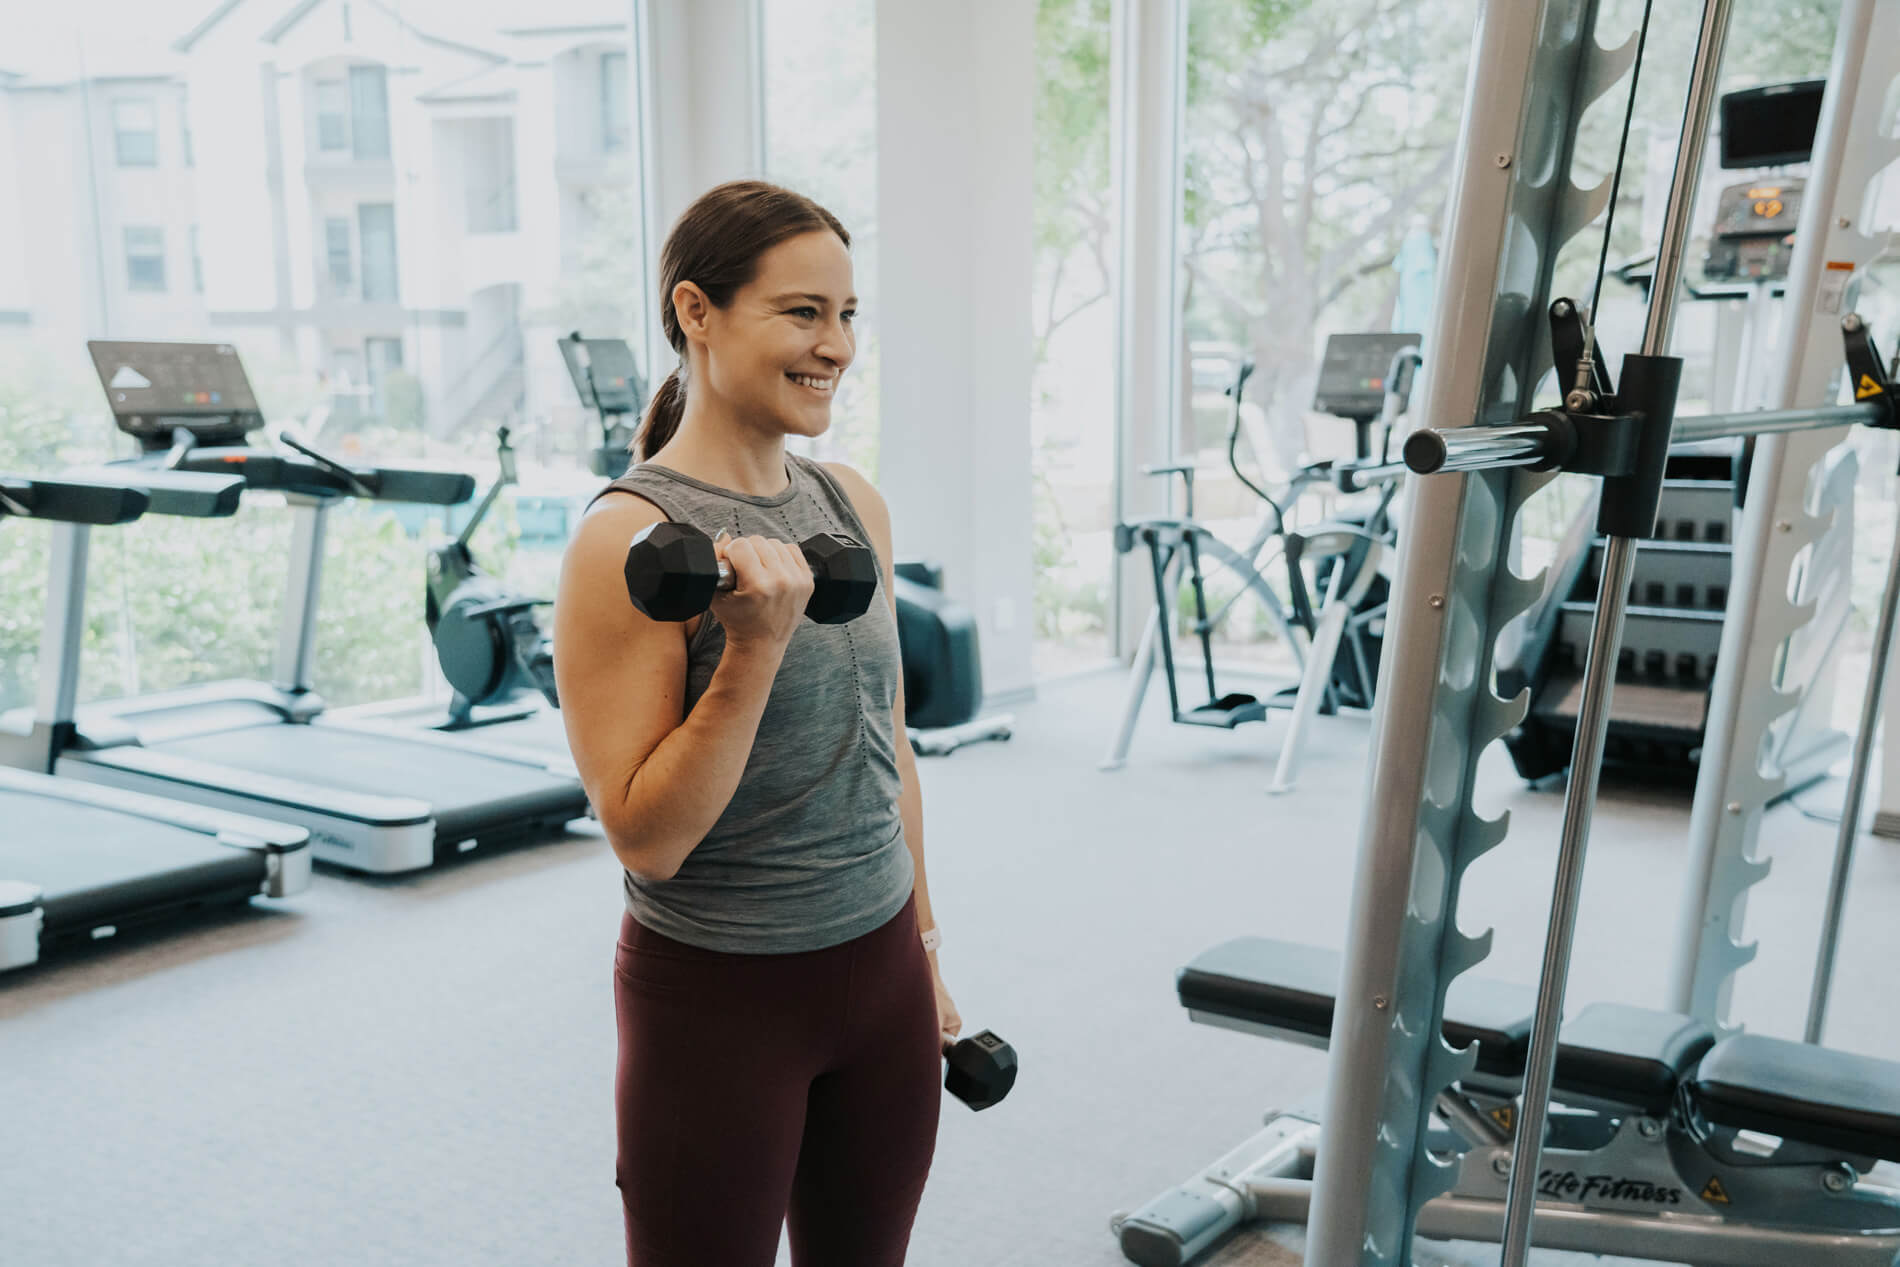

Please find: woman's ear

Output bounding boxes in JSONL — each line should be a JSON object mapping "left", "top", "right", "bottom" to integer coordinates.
{"left": 674, "top": 281, "right": 712, "bottom": 343}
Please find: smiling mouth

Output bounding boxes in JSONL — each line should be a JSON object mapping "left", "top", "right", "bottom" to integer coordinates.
{"left": 787, "top": 373, "right": 836, "bottom": 395}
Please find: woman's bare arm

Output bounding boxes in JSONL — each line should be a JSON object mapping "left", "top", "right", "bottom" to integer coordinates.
{"left": 553, "top": 495, "right": 793, "bottom": 882}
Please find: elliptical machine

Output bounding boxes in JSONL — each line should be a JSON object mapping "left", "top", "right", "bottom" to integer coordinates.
{"left": 425, "top": 424, "right": 558, "bottom": 729}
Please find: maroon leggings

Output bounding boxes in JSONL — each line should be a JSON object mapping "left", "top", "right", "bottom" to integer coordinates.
{"left": 613, "top": 896, "right": 942, "bottom": 1266}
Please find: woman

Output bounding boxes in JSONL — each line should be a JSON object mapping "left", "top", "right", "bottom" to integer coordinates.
{"left": 554, "top": 179, "right": 957, "bottom": 1267}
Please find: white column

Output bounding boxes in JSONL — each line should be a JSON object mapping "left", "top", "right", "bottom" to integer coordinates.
{"left": 874, "top": 0, "right": 1038, "bottom": 698}
{"left": 633, "top": 0, "right": 763, "bottom": 235}
{"left": 630, "top": 0, "right": 763, "bottom": 379}
{"left": 1109, "top": 0, "right": 1185, "bottom": 656}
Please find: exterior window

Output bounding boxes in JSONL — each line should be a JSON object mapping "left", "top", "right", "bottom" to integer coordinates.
{"left": 349, "top": 66, "right": 391, "bottom": 160}
{"left": 366, "top": 336, "right": 403, "bottom": 415}
{"left": 358, "top": 203, "right": 398, "bottom": 302}
{"left": 325, "top": 218, "right": 353, "bottom": 290}
{"left": 180, "top": 105, "right": 194, "bottom": 167}
{"left": 601, "top": 51, "right": 630, "bottom": 154}
{"left": 113, "top": 100, "right": 159, "bottom": 167}
{"left": 190, "top": 225, "right": 204, "bottom": 293}
{"left": 125, "top": 226, "right": 166, "bottom": 291}
{"left": 316, "top": 81, "right": 348, "bottom": 151}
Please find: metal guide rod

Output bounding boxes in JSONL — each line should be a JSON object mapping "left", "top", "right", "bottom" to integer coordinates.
{"left": 1411, "top": 403, "right": 1881, "bottom": 471}
{"left": 1496, "top": 1, "right": 1734, "bottom": 1263}
{"left": 1670, "top": 403, "right": 1880, "bottom": 444}
{"left": 1805, "top": 514, "right": 1900, "bottom": 1043}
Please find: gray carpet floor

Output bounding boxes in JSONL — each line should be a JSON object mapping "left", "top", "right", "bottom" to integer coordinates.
{"left": 4, "top": 668, "right": 1897, "bottom": 1267}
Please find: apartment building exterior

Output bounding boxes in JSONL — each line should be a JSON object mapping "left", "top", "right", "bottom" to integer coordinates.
{"left": 0, "top": 0, "right": 639, "bottom": 442}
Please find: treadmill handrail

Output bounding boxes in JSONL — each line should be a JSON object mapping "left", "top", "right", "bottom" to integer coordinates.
{"left": 167, "top": 446, "right": 476, "bottom": 505}
{"left": 0, "top": 766, "right": 309, "bottom": 849}
{"left": 0, "top": 474, "right": 150, "bottom": 525}
{"left": 68, "top": 745, "right": 435, "bottom": 825}
{"left": 60, "top": 465, "right": 246, "bottom": 518}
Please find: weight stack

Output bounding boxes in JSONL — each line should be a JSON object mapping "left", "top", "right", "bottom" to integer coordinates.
{"left": 1505, "top": 442, "right": 1738, "bottom": 786}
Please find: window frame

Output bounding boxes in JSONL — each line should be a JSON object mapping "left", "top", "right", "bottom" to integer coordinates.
{"left": 124, "top": 225, "right": 167, "bottom": 292}
{"left": 348, "top": 65, "right": 392, "bottom": 161}
{"left": 315, "top": 79, "right": 350, "bottom": 153}
{"left": 356, "top": 202, "right": 398, "bottom": 303}
{"left": 601, "top": 49, "right": 631, "bottom": 155}
{"left": 112, "top": 98, "right": 160, "bottom": 168}
{"left": 324, "top": 216, "right": 355, "bottom": 293}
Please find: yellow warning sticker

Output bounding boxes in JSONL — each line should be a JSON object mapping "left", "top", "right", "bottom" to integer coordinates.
{"left": 1701, "top": 1176, "right": 1732, "bottom": 1205}
{"left": 1489, "top": 1105, "right": 1515, "bottom": 1132}
{"left": 1859, "top": 374, "right": 1886, "bottom": 400}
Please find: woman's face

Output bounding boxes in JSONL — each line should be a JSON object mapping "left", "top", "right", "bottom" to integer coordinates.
{"left": 691, "top": 229, "right": 856, "bottom": 439}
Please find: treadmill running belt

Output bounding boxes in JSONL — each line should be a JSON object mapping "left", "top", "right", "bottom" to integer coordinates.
{"left": 0, "top": 790, "right": 261, "bottom": 929}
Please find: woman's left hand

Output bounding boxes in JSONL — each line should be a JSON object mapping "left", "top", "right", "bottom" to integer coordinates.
{"left": 931, "top": 961, "right": 962, "bottom": 1046}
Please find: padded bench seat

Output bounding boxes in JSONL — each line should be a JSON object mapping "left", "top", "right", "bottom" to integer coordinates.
{"left": 1554, "top": 1003, "right": 1714, "bottom": 1115}
{"left": 1695, "top": 1034, "right": 1900, "bottom": 1162}
{"left": 1178, "top": 937, "right": 1537, "bottom": 1079}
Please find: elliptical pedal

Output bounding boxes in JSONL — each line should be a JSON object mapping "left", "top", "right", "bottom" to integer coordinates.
{"left": 1179, "top": 693, "right": 1269, "bottom": 729}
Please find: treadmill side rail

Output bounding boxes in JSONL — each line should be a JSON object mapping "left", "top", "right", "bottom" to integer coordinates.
{"left": 0, "top": 767, "right": 308, "bottom": 848}
{"left": 57, "top": 746, "right": 434, "bottom": 825}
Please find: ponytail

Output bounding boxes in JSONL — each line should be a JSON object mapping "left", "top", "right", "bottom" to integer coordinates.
{"left": 636, "top": 367, "right": 686, "bottom": 461}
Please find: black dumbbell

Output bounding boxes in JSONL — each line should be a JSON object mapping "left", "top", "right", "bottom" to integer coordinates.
{"left": 943, "top": 1029, "right": 1017, "bottom": 1111}
{"left": 623, "top": 521, "right": 878, "bottom": 624}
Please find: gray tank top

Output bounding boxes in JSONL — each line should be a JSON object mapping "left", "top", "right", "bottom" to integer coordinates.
{"left": 593, "top": 454, "right": 913, "bottom": 954}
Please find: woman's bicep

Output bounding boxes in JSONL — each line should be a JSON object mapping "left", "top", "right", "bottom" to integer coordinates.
{"left": 553, "top": 501, "right": 688, "bottom": 826}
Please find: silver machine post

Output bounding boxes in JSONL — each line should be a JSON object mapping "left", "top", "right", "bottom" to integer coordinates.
{"left": 1496, "top": 2, "right": 1733, "bottom": 1262}
{"left": 1302, "top": 2, "right": 1625, "bottom": 1262}
{"left": 1806, "top": 347, "right": 1900, "bottom": 1043}
{"left": 1665, "top": 0, "right": 1889, "bottom": 1033}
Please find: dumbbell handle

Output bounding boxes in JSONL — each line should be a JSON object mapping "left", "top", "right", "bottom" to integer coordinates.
{"left": 706, "top": 555, "right": 806, "bottom": 595}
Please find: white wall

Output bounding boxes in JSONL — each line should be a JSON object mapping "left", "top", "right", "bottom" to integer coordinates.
{"left": 874, "top": 0, "right": 1037, "bottom": 697}
{"left": 640, "top": 0, "right": 762, "bottom": 242}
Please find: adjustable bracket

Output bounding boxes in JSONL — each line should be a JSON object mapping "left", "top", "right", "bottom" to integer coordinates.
{"left": 1549, "top": 298, "right": 1616, "bottom": 406}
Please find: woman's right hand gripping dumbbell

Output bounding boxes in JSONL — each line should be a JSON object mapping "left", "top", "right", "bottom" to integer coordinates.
{"left": 710, "top": 534, "right": 815, "bottom": 655}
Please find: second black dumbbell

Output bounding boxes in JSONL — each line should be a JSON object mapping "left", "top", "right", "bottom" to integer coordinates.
{"left": 943, "top": 1029, "right": 1018, "bottom": 1111}
{"left": 624, "top": 520, "right": 879, "bottom": 624}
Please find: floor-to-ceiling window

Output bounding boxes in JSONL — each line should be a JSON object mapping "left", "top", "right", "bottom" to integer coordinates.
{"left": 1030, "top": 0, "right": 1118, "bottom": 678}
{"left": 0, "top": 4, "right": 649, "bottom": 714}
{"left": 1169, "top": 0, "right": 1477, "bottom": 676}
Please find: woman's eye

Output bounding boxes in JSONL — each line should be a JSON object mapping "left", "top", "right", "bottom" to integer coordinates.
{"left": 789, "top": 307, "right": 819, "bottom": 320}
{"left": 842, "top": 310, "right": 857, "bottom": 324}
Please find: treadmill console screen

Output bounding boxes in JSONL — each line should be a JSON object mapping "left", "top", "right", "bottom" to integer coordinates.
{"left": 1718, "top": 79, "right": 1824, "bottom": 170}
{"left": 559, "top": 336, "right": 645, "bottom": 416}
{"left": 1313, "top": 332, "right": 1421, "bottom": 420}
{"left": 87, "top": 341, "right": 262, "bottom": 447}
{"left": 1703, "top": 178, "right": 1804, "bottom": 283}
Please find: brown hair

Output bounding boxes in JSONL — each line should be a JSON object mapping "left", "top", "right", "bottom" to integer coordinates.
{"left": 636, "top": 180, "right": 850, "bottom": 461}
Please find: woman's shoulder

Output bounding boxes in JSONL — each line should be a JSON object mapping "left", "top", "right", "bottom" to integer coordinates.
{"left": 570, "top": 487, "right": 670, "bottom": 566}
{"left": 807, "top": 458, "right": 883, "bottom": 511}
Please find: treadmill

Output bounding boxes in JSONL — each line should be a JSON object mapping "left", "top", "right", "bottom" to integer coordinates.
{"left": 0, "top": 470, "right": 309, "bottom": 973}
{"left": 0, "top": 341, "right": 593, "bottom": 876}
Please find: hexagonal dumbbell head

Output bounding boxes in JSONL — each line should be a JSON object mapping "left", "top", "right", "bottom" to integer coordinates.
{"left": 802, "top": 533, "right": 879, "bottom": 624}
{"left": 625, "top": 521, "right": 721, "bottom": 622}
{"left": 943, "top": 1030, "right": 1018, "bottom": 1111}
